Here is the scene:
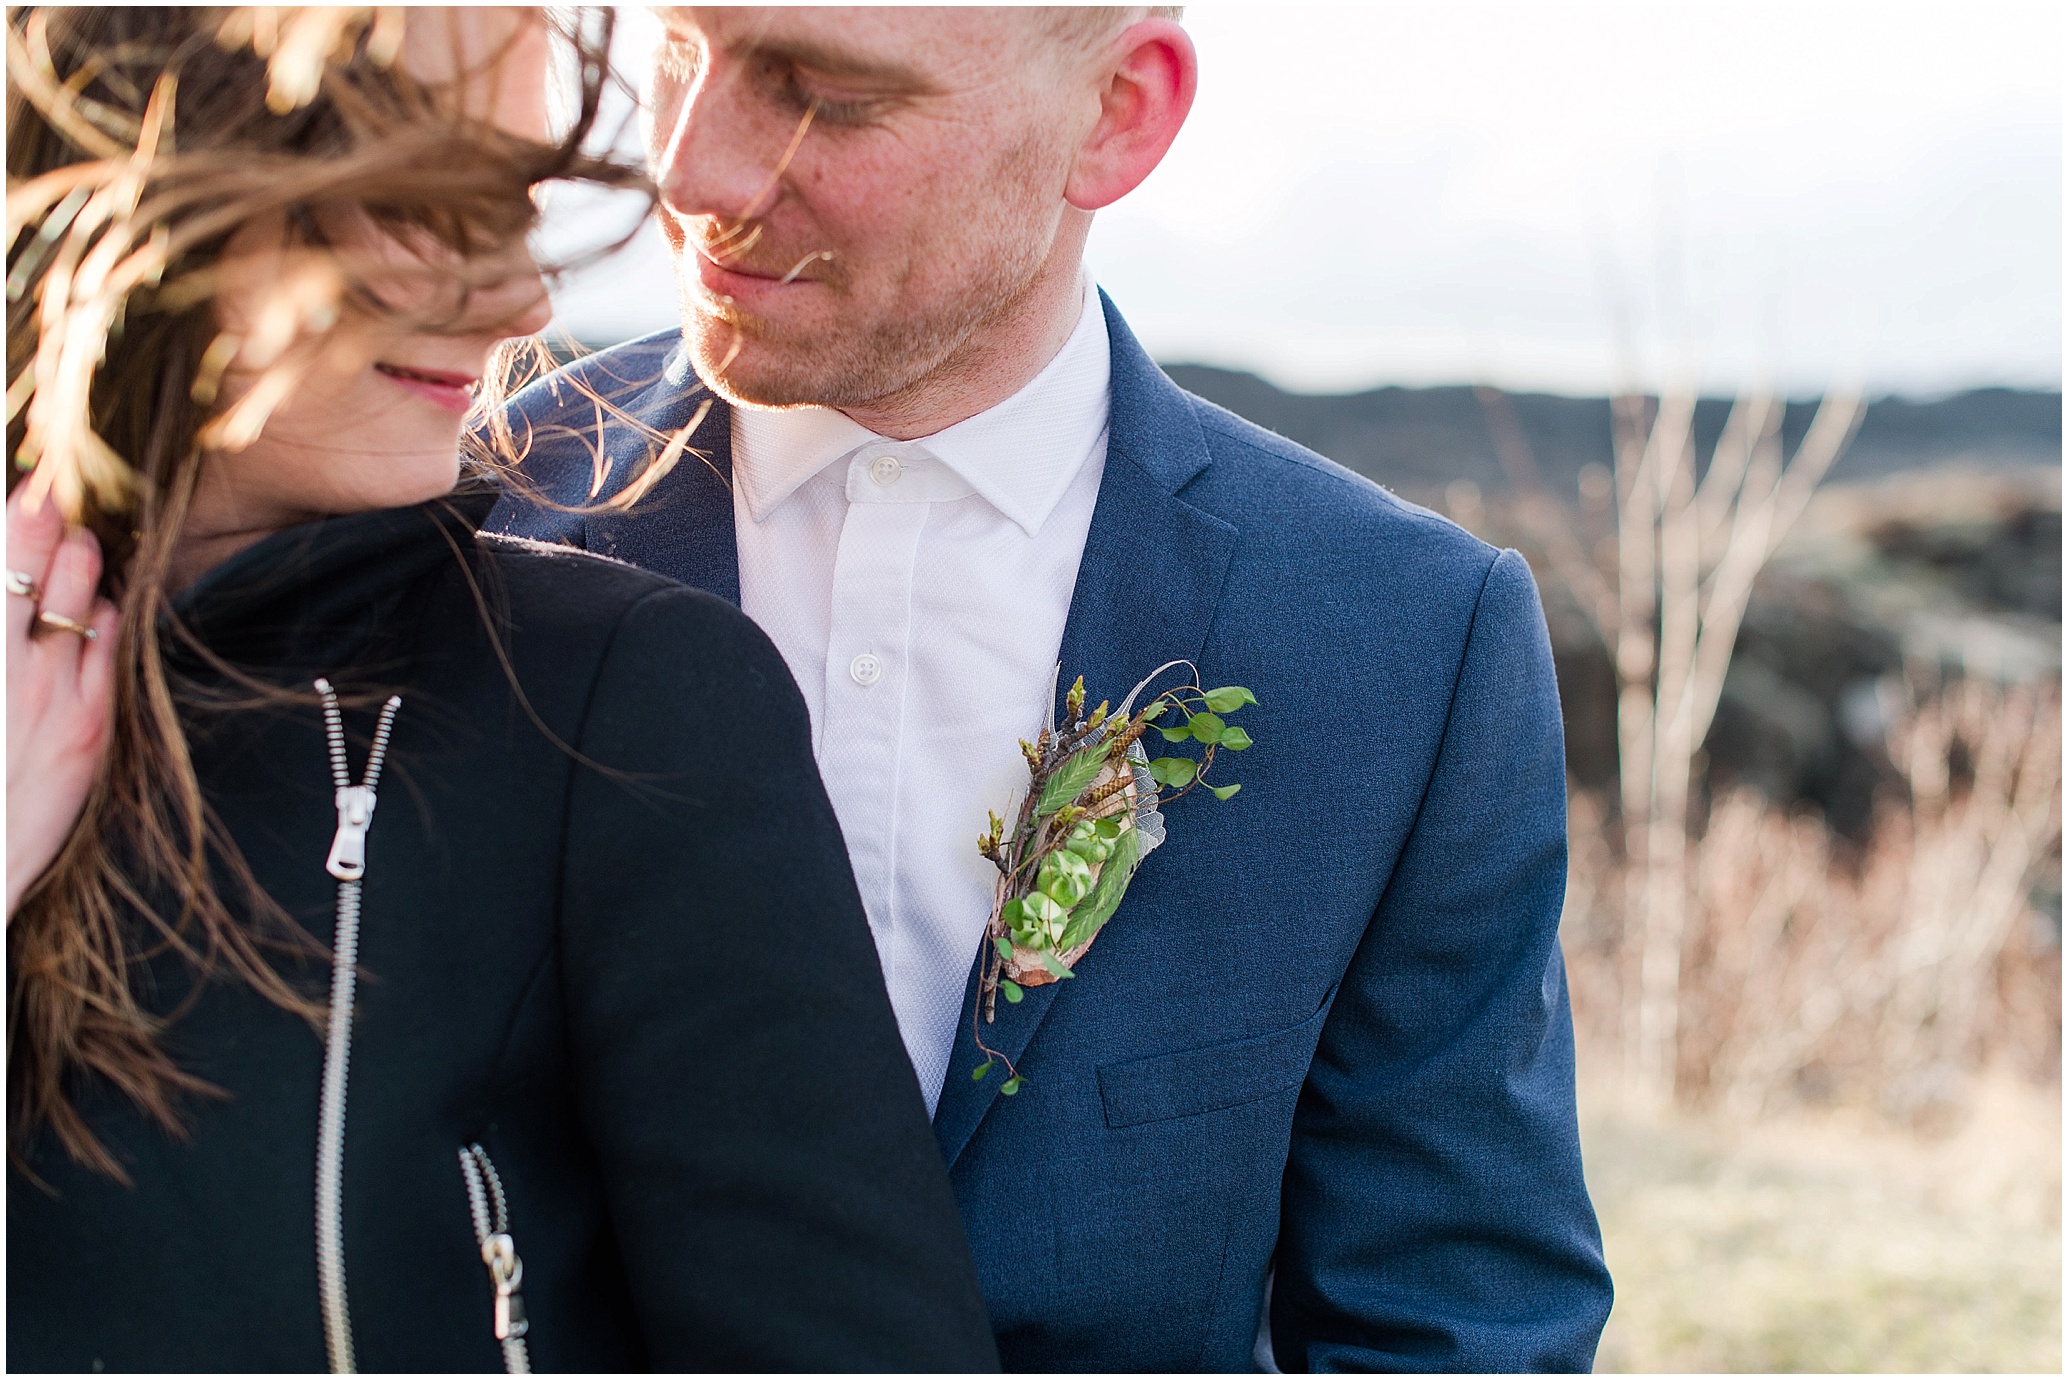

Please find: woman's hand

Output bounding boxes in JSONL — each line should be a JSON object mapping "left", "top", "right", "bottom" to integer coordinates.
{"left": 7, "top": 491, "right": 119, "bottom": 921}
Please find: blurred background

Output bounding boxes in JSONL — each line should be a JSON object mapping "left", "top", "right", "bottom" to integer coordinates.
{"left": 539, "top": 6, "right": 2062, "bottom": 1370}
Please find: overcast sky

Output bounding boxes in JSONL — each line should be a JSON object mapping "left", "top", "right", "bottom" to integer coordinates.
{"left": 536, "top": 4, "right": 2062, "bottom": 398}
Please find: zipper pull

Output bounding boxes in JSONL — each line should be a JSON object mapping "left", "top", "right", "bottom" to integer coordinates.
{"left": 326, "top": 784, "right": 377, "bottom": 881}
{"left": 482, "top": 1233, "right": 528, "bottom": 1341}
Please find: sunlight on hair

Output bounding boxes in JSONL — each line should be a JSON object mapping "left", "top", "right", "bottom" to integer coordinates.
{"left": 8, "top": 64, "right": 178, "bottom": 516}
{"left": 780, "top": 250, "right": 835, "bottom": 285}
{"left": 214, "top": 7, "right": 406, "bottom": 113}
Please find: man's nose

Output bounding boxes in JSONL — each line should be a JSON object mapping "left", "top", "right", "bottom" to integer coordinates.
{"left": 652, "top": 53, "right": 790, "bottom": 230}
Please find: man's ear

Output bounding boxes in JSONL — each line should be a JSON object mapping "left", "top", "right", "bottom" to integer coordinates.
{"left": 1064, "top": 20, "right": 1198, "bottom": 212}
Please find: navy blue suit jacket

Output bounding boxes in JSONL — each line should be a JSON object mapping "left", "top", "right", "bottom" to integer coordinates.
{"left": 486, "top": 296, "right": 1613, "bottom": 1371}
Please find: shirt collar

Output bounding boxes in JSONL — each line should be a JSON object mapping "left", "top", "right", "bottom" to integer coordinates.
{"left": 732, "top": 277, "right": 1112, "bottom": 538}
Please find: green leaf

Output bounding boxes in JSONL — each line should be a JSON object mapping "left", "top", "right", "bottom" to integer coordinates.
{"left": 1000, "top": 1076, "right": 1024, "bottom": 1096}
{"left": 1036, "top": 746, "right": 1109, "bottom": 816}
{"left": 973, "top": 1060, "right": 994, "bottom": 1081}
{"left": 1186, "top": 711, "right": 1225, "bottom": 744}
{"left": 1037, "top": 950, "right": 1075, "bottom": 979}
{"left": 1158, "top": 723, "right": 1193, "bottom": 742}
{"left": 1094, "top": 817, "right": 1125, "bottom": 839}
{"left": 1202, "top": 686, "right": 1257, "bottom": 713}
{"left": 1218, "top": 726, "right": 1253, "bottom": 751}
{"left": 1000, "top": 978, "right": 1024, "bottom": 1004}
{"left": 994, "top": 934, "right": 1015, "bottom": 961}
{"left": 1055, "top": 822, "right": 1143, "bottom": 954}
{"left": 1148, "top": 756, "right": 1197, "bottom": 788}
{"left": 1210, "top": 783, "right": 1242, "bottom": 801}
{"left": 1138, "top": 700, "right": 1169, "bottom": 721}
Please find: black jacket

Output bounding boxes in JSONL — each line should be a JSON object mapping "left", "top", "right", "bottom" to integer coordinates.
{"left": 8, "top": 487, "right": 999, "bottom": 1373}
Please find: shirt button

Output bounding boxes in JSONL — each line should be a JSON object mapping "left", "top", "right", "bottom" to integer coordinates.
{"left": 849, "top": 652, "right": 883, "bottom": 686}
{"left": 869, "top": 454, "right": 903, "bottom": 487}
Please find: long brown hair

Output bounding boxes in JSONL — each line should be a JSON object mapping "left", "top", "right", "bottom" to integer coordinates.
{"left": 5, "top": 6, "right": 649, "bottom": 1178}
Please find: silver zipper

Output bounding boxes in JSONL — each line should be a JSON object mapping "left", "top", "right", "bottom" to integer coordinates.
{"left": 458, "top": 1143, "right": 533, "bottom": 1374}
{"left": 312, "top": 678, "right": 402, "bottom": 1375}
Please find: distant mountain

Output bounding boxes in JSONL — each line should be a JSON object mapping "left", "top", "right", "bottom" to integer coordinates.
{"left": 1159, "top": 366, "right": 2062, "bottom": 499}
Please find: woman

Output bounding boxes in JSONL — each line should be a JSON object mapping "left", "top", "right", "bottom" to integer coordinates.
{"left": 6, "top": 8, "right": 996, "bottom": 1372}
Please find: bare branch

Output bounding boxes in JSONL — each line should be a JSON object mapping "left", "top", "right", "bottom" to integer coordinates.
{"left": 1473, "top": 386, "right": 1621, "bottom": 647}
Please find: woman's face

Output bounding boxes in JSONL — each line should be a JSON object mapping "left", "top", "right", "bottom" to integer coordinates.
{"left": 206, "top": 221, "right": 553, "bottom": 524}
{"left": 197, "top": 9, "right": 554, "bottom": 532}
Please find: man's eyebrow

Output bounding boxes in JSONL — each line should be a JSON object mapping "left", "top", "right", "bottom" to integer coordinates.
{"left": 735, "top": 35, "right": 935, "bottom": 92}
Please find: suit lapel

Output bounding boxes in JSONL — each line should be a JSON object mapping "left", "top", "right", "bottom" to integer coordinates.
{"left": 585, "top": 365, "right": 741, "bottom": 607}
{"left": 932, "top": 294, "right": 1240, "bottom": 1168}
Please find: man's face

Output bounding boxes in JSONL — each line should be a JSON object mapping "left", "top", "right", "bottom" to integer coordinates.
{"left": 648, "top": 8, "right": 1093, "bottom": 410}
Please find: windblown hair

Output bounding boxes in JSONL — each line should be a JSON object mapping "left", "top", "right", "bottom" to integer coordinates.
{"left": 5, "top": 6, "right": 648, "bottom": 1178}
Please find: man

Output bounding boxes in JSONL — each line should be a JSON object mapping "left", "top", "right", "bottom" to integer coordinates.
{"left": 491, "top": 8, "right": 1612, "bottom": 1370}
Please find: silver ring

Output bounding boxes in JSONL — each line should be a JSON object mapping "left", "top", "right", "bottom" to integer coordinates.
{"left": 4, "top": 568, "right": 38, "bottom": 599}
{"left": 34, "top": 609, "right": 95, "bottom": 640}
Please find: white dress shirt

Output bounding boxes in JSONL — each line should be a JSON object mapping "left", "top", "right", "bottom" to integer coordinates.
{"left": 732, "top": 280, "right": 1111, "bottom": 1112}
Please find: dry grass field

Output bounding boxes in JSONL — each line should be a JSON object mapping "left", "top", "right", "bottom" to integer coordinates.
{"left": 1581, "top": 1070, "right": 2061, "bottom": 1373}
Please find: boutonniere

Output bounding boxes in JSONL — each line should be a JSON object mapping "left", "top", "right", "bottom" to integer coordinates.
{"left": 970, "top": 661, "right": 1256, "bottom": 1094}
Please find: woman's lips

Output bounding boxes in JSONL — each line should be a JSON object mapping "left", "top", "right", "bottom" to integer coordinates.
{"left": 373, "top": 362, "right": 478, "bottom": 414}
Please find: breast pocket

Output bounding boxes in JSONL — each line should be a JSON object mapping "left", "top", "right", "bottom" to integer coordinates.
{"left": 1097, "top": 1000, "right": 1331, "bottom": 1130}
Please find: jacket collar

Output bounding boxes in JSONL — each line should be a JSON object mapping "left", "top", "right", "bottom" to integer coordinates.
{"left": 581, "top": 348, "right": 741, "bottom": 606}
{"left": 930, "top": 290, "right": 1239, "bottom": 1168}
{"left": 167, "top": 483, "right": 497, "bottom": 676}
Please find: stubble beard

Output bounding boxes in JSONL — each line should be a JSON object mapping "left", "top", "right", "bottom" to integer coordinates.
{"left": 675, "top": 137, "right": 1061, "bottom": 415}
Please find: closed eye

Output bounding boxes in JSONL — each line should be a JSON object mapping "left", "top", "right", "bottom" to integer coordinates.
{"left": 765, "top": 59, "right": 881, "bottom": 127}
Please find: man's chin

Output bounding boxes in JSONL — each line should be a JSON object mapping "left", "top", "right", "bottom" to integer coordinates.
{"left": 682, "top": 328, "right": 865, "bottom": 411}
{"left": 676, "top": 298, "right": 950, "bottom": 413}
{"left": 683, "top": 336, "right": 810, "bottom": 410}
